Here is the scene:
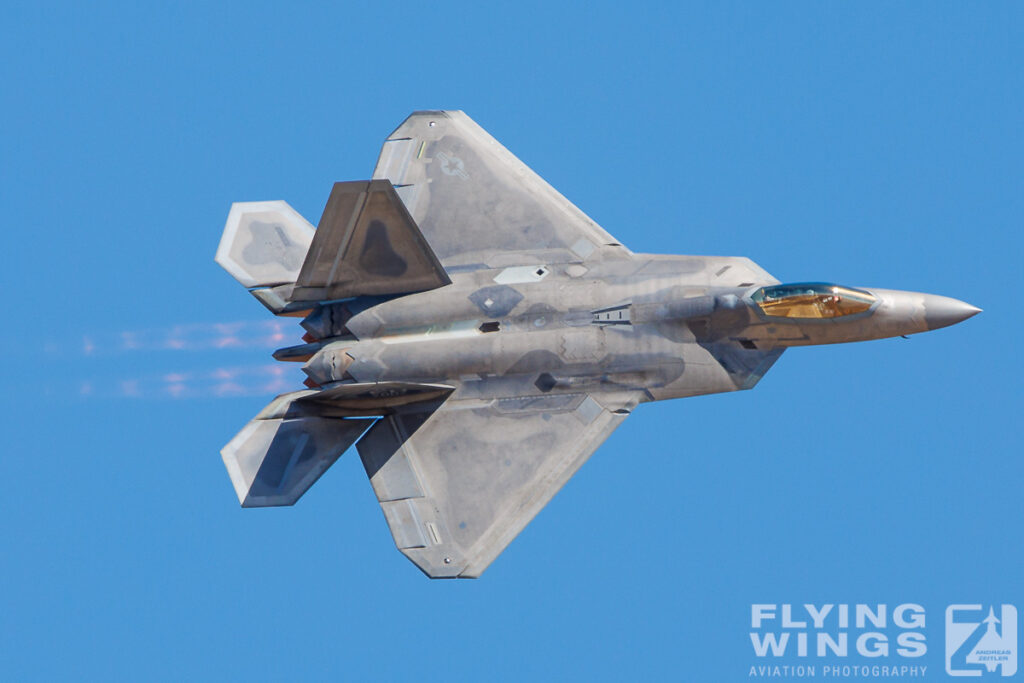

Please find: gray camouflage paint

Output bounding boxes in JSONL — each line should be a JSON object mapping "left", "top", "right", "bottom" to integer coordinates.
{"left": 215, "top": 111, "right": 980, "bottom": 578}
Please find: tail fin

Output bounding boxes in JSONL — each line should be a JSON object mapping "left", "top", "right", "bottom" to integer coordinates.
{"left": 220, "top": 392, "right": 374, "bottom": 507}
{"left": 216, "top": 182, "right": 450, "bottom": 314}
{"left": 291, "top": 180, "right": 450, "bottom": 302}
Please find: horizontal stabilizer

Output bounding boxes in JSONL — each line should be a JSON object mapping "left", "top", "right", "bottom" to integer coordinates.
{"left": 292, "top": 180, "right": 451, "bottom": 302}
{"left": 216, "top": 201, "right": 315, "bottom": 290}
{"left": 221, "top": 402, "right": 373, "bottom": 507}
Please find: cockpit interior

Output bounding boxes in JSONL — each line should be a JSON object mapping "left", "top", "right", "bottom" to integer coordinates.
{"left": 751, "top": 283, "right": 876, "bottom": 319}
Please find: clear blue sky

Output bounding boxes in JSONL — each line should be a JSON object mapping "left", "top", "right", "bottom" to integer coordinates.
{"left": 2, "top": 3, "right": 1021, "bottom": 681}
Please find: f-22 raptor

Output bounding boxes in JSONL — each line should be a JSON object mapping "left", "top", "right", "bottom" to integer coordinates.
{"left": 216, "top": 111, "right": 979, "bottom": 578}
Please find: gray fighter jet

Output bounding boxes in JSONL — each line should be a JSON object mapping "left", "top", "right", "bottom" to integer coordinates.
{"left": 215, "top": 111, "right": 979, "bottom": 578}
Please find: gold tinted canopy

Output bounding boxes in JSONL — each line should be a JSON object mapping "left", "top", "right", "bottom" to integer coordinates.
{"left": 752, "top": 283, "right": 876, "bottom": 319}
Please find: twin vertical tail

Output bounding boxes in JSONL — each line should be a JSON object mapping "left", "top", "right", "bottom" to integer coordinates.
{"left": 215, "top": 180, "right": 449, "bottom": 315}
{"left": 215, "top": 181, "right": 451, "bottom": 507}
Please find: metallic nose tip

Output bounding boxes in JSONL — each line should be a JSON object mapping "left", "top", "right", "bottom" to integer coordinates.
{"left": 923, "top": 295, "right": 982, "bottom": 331}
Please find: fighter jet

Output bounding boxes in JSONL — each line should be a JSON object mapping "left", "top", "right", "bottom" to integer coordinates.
{"left": 215, "top": 110, "right": 979, "bottom": 578}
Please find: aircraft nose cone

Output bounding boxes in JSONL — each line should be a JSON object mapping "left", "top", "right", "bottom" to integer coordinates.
{"left": 923, "top": 294, "right": 981, "bottom": 331}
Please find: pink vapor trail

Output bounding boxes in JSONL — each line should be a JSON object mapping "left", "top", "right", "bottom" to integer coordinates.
{"left": 76, "top": 320, "right": 297, "bottom": 356}
{"left": 79, "top": 363, "right": 298, "bottom": 399}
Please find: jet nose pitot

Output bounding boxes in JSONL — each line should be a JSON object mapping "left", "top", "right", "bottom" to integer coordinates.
{"left": 922, "top": 294, "right": 982, "bottom": 331}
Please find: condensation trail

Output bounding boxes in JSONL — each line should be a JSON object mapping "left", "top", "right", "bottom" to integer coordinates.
{"left": 64, "top": 320, "right": 310, "bottom": 398}
{"left": 76, "top": 320, "right": 297, "bottom": 356}
{"left": 79, "top": 363, "right": 299, "bottom": 399}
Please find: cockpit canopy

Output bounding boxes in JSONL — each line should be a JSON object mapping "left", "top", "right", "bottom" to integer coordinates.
{"left": 751, "top": 283, "right": 876, "bottom": 319}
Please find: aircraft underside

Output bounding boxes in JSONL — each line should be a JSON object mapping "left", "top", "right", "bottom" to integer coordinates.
{"left": 215, "top": 111, "right": 978, "bottom": 577}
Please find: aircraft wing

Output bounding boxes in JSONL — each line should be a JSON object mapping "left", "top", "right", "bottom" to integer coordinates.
{"left": 372, "top": 110, "right": 631, "bottom": 271}
{"left": 356, "top": 390, "right": 640, "bottom": 578}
